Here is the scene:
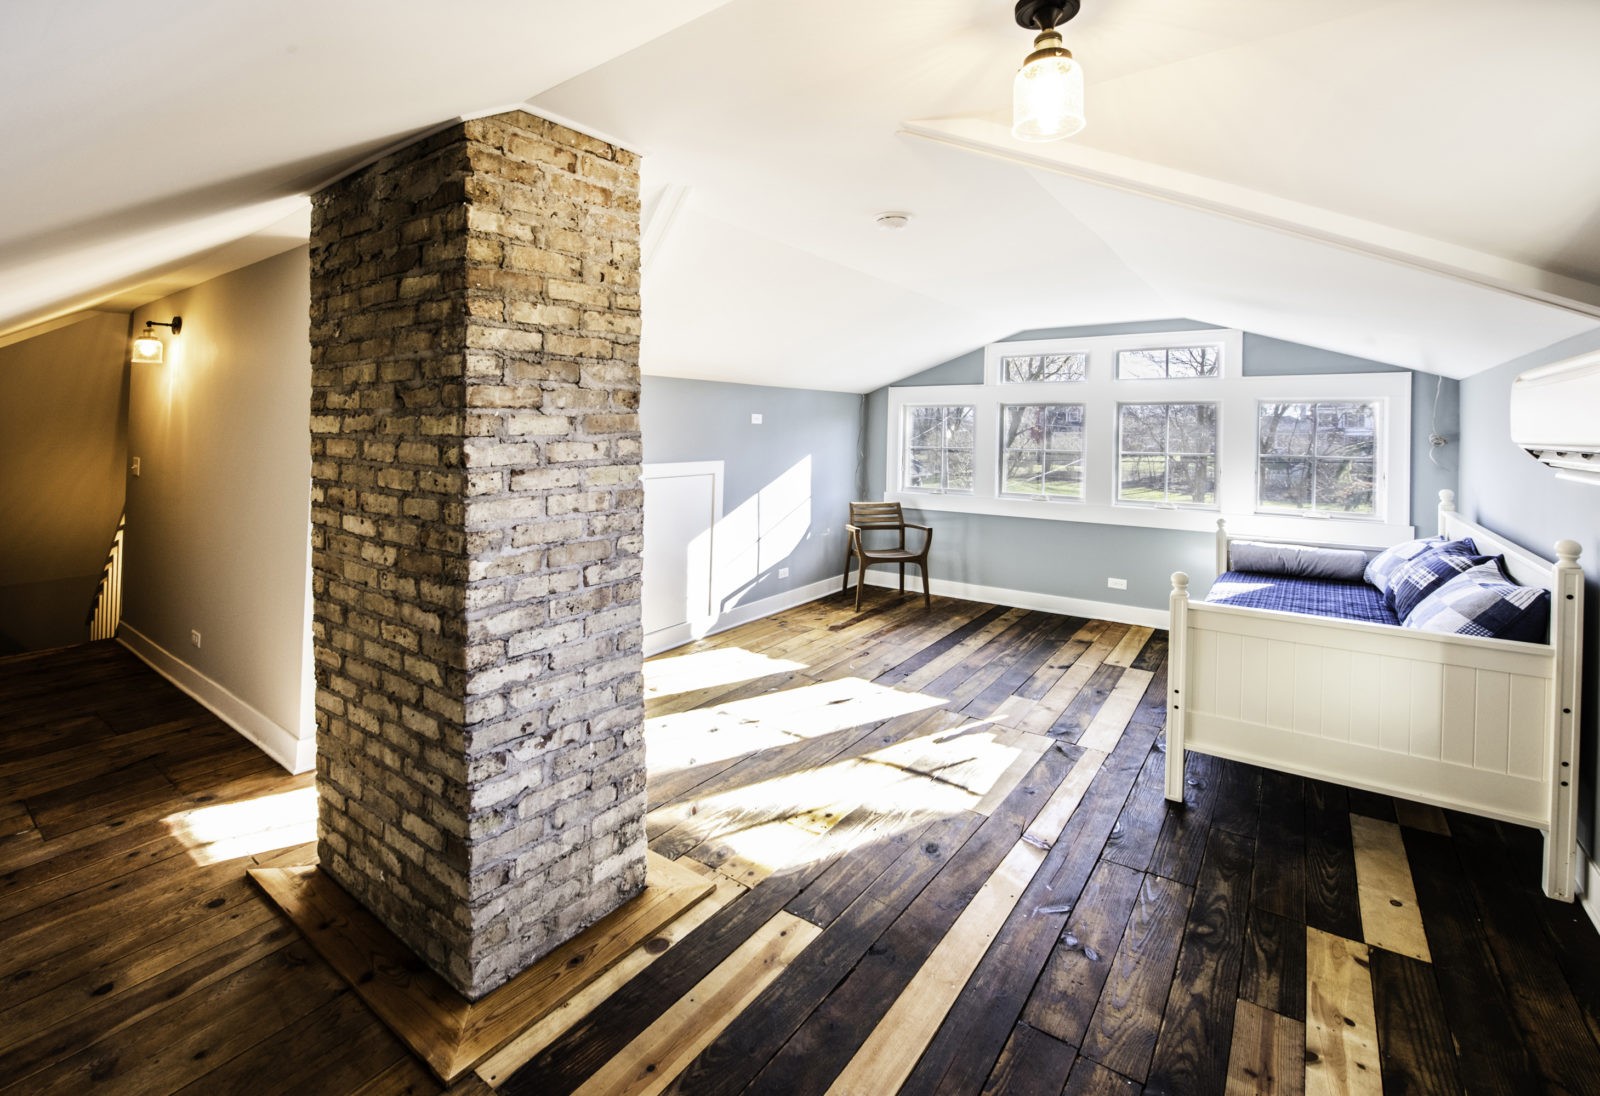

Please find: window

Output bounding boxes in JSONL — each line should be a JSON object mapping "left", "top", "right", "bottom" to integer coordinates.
{"left": 1001, "top": 404, "right": 1085, "bottom": 499}
{"left": 889, "top": 329, "right": 1411, "bottom": 544}
{"left": 1258, "top": 401, "right": 1378, "bottom": 515}
{"left": 1117, "top": 345, "right": 1221, "bottom": 380}
{"left": 999, "top": 352, "right": 1087, "bottom": 384}
{"left": 1118, "top": 402, "right": 1218, "bottom": 507}
{"left": 904, "top": 405, "right": 974, "bottom": 494}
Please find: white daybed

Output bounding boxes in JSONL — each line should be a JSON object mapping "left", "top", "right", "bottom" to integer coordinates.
{"left": 1165, "top": 490, "right": 1585, "bottom": 901}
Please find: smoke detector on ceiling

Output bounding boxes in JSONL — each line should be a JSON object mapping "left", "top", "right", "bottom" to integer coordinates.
{"left": 875, "top": 211, "right": 912, "bottom": 231}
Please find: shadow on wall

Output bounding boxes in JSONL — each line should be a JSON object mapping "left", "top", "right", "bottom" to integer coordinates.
{"left": 651, "top": 455, "right": 814, "bottom": 646}
{"left": 0, "top": 311, "right": 130, "bottom": 652}
{"left": 709, "top": 455, "right": 813, "bottom": 615}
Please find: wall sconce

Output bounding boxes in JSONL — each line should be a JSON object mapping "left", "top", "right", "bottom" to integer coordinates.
{"left": 132, "top": 316, "right": 182, "bottom": 364}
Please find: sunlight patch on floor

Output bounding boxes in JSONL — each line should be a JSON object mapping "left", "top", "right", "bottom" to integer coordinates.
{"left": 646, "top": 677, "right": 945, "bottom": 774}
{"left": 163, "top": 785, "right": 318, "bottom": 865}
{"left": 655, "top": 721, "right": 1025, "bottom": 877}
{"left": 643, "top": 647, "right": 807, "bottom": 701}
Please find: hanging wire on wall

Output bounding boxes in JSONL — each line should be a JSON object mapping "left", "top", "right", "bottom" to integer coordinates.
{"left": 1428, "top": 374, "right": 1449, "bottom": 467}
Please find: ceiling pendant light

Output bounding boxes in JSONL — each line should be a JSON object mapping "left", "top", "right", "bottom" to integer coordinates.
{"left": 1012, "top": 0, "right": 1085, "bottom": 142}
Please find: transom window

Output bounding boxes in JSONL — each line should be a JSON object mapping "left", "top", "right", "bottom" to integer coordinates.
{"left": 999, "top": 352, "right": 1087, "bottom": 384}
{"left": 1257, "top": 401, "right": 1378, "bottom": 515}
{"left": 904, "top": 405, "right": 975, "bottom": 494}
{"left": 1117, "top": 402, "right": 1218, "bottom": 507}
{"left": 1116, "top": 345, "right": 1221, "bottom": 380}
{"left": 1001, "top": 404, "right": 1085, "bottom": 500}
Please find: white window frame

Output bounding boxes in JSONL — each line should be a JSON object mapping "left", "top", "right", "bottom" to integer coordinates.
{"left": 900, "top": 402, "right": 977, "bottom": 495}
{"left": 999, "top": 402, "right": 1088, "bottom": 502}
{"left": 885, "top": 329, "right": 1413, "bottom": 545}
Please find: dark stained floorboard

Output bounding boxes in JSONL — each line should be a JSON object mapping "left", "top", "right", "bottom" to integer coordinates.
{"left": 5, "top": 598, "right": 1600, "bottom": 1095}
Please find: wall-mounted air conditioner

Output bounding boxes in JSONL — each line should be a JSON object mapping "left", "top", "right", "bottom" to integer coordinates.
{"left": 1509, "top": 347, "right": 1600, "bottom": 486}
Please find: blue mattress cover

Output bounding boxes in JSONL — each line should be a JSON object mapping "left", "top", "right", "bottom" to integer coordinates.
{"left": 1205, "top": 570, "right": 1399, "bottom": 626}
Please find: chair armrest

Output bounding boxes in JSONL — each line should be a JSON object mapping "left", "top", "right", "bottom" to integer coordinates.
{"left": 904, "top": 523, "right": 932, "bottom": 532}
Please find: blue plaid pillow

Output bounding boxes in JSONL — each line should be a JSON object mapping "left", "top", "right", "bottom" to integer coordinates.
{"left": 1365, "top": 536, "right": 1477, "bottom": 598}
{"left": 1402, "top": 561, "right": 1551, "bottom": 643}
{"left": 1388, "top": 550, "right": 1499, "bottom": 621}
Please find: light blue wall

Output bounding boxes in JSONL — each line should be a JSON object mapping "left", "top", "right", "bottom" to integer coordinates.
{"left": 1458, "top": 327, "right": 1600, "bottom": 852}
{"left": 641, "top": 376, "right": 863, "bottom": 606}
{"left": 864, "top": 320, "right": 1459, "bottom": 614}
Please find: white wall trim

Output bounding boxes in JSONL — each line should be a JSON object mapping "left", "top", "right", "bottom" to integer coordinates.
{"left": 1578, "top": 849, "right": 1600, "bottom": 935}
{"left": 646, "top": 574, "right": 844, "bottom": 657}
{"left": 118, "top": 624, "right": 314, "bottom": 774}
{"left": 862, "top": 570, "right": 1168, "bottom": 630}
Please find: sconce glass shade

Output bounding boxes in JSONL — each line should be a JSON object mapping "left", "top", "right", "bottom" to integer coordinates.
{"left": 1012, "top": 34, "right": 1085, "bottom": 141}
{"left": 132, "top": 332, "right": 164, "bottom": 365}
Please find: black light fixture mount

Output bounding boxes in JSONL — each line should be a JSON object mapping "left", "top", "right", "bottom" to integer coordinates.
{"left": 1015, "top": 0, "right": 1080, "bottom": 34}
{"left": 144, "top": 316, "right": 183, "bottom": 336}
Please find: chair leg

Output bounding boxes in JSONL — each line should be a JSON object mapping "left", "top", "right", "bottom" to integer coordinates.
{"left": 920, "top": 563, "right": 930, "bottom": 609}
{"left": 855, "top": 557, "right": 867, "bottom": 611}
{"left": 842, "top": 548, "right": 853, "bottom": 595}
{"left": 899, "top": 562, "right": 905, "bottom": 594}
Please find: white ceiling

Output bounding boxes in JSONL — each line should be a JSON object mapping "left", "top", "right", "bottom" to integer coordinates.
{"left": 6, "top": 0, "right": 1600, "bottom": 390}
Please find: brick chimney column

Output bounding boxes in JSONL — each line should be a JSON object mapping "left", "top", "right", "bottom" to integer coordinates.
{"left": 308, "top": 112, "right": 646, "bottom": 999}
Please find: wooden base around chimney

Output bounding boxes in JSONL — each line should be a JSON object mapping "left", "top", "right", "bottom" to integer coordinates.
{"left": 248, "top": 852, "right": 714, "bottom": 1084}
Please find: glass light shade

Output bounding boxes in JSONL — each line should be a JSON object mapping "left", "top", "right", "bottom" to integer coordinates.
{"left": 1012, "top": 52, "right": 1085, "bottom": 141}
{"left": 132, "top": 333, "right": 164, "bottom": 364}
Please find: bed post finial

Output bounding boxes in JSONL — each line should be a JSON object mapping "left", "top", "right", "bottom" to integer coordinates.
{"left": 1438, "top": 489, "right": 1457, "bottom": 537}
{"left": 1172, "top": 572, "right": 1190, "bottom": 593}
{"left": 1556, "top": 539, "right": 1582, "bottom": 564}
{"left": 1214, "top": 519, "right": 1228, "bottom": 575}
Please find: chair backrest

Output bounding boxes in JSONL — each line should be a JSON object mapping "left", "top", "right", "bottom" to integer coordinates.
{"left": 849, "top": 501, "right": 905, "bottom": 528}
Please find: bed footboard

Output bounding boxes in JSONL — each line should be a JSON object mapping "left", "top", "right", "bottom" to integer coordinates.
{"left": 1167, "top": 561, "right": 1579, "bottom": 900}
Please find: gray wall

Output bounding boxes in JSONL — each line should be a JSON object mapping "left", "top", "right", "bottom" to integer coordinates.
{"left": 1457, "top": 326, "right": 1600, "bottom": 853}
{"left": 865, "top": 320, "right": 1459, "bottom": 614}
{"left": 124, "top": 247, "right": 314, "bottom": 767}
{"left": 641, "top": 376, "right": 863, "bottom": 607}
{"left": 0, "top": 312, "right": 129, "bottom": 651}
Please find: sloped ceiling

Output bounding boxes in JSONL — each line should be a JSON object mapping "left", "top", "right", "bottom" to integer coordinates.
{"left": 6, "top": 0, "right": 1600, "bottom": 390}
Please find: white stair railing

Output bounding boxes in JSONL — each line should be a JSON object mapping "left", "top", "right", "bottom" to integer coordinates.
{"left": 87, "top": 514, "right": 125, "bottom": 641}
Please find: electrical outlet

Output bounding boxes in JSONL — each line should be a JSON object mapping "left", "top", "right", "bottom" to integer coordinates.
{"left": 130, "top": 457, "right": 141, "bottom": 477}
{"left": 1107, "top": 577, "right": 1128, "bottom": 590}
{"left": 778, "top": 567, "right": 790, "bottom": 579}
{"left": 190, "top": 630, "right": 202, "bottom": 649}
{"left": 750, "top": 413, "right": 763, "bottom": 425}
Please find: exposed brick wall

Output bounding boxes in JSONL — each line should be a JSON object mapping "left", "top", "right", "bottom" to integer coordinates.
{"left": 309, "top": 111, "right": 646, "bottom": 999}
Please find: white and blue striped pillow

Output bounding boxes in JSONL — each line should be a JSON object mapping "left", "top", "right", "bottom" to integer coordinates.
{"left": 1402, "top": 561, "right": 1551, "bottom": 643}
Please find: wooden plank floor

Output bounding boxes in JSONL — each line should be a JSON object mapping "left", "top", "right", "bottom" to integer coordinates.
{"left": 4, "top": 595, "right": 1600, "bottom": 1094}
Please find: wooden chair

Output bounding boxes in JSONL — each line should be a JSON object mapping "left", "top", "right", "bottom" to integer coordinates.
{"left": 842, "top": 501, "right": 933, "bottom": 610}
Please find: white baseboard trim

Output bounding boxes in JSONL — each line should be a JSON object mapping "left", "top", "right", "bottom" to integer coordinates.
{"left": 646, "top": 575, "right": 846, "bottom": 657}
{"left": 862, "top": 571, "right": 1168, "bottom": 630}
{"left": 118, "top": 624, "right": 314, "bottom": 774}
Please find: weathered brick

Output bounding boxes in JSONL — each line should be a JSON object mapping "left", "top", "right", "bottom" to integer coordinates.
{"left": 312, "top": 112, "right": 644, "bottom": 1003}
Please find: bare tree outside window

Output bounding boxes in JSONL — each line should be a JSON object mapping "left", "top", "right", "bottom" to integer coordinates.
{"left": 905, "top": 405, "right": 976, "bottom": 494}
{"left": 1000, "top": 353, "right": 1088, "bottom": 384}
{"left": 1258, "top": 401, "right": 1377, "bottom": 514}
{"left": 1001, "top": 404, "right": 1085, "bottom": 499}
{"left": 1116, "top": 346, "right": 1221, "bottom": 380}
{"left": 1117, "top": 402, "right": 1218, "bottom": 505}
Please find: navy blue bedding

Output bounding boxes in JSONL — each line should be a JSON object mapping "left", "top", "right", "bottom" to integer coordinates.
{"left": 1205, "top": 570, "right": 1399, "bottom": 626}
